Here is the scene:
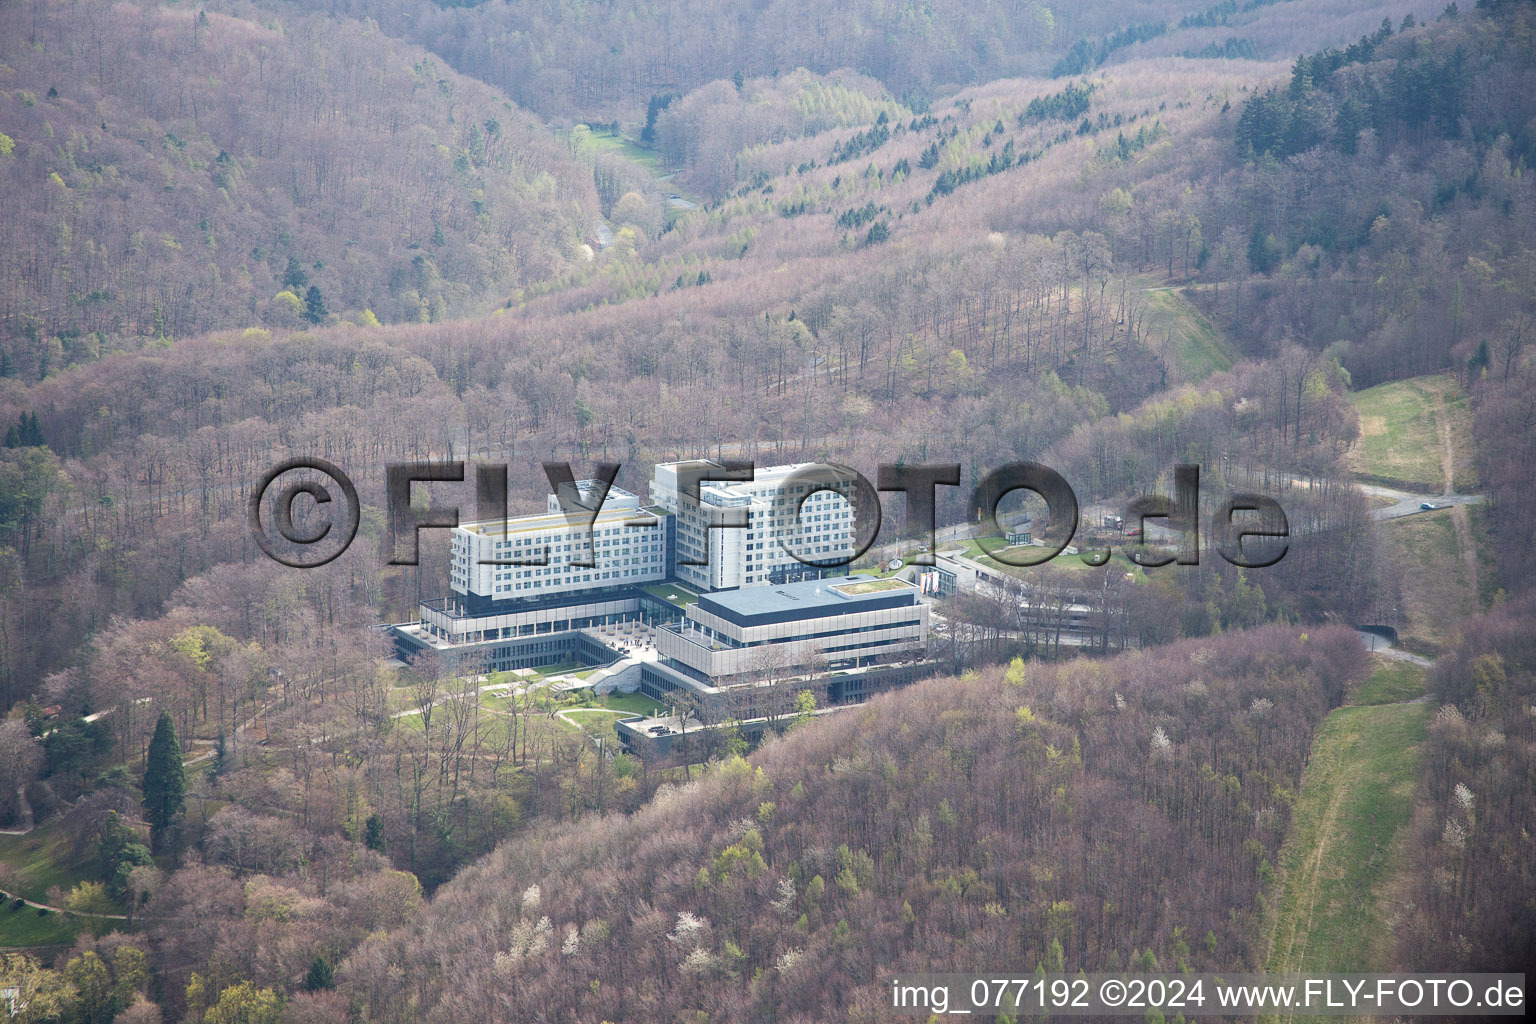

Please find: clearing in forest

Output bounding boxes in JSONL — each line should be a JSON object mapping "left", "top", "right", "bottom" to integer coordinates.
{"left": 1265, "top": 695, "right": 1428, "bottom": 983}
{"left": 1142, "top": 284, "right": 1236, "bottom": 381}
{"left": 1348, "top": 375, "right": 1477, "bottom": 492}
{"left": 1388, "top": 507, "right": 1493, "bottom": 653}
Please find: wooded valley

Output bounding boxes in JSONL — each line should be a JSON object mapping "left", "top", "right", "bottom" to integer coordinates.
{"left": 0, "top": 0, "right": 1532, "bottom": 1021}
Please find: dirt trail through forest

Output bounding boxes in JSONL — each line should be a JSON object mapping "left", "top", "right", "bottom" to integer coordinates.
{"left": 1437, "top": 390, "right": 1479, "bottom": 602}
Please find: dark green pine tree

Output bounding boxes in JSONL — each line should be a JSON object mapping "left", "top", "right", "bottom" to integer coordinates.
{"left": 1467, "top": 338, "right": 1490, "bottom": 378}
{"left": 6, "top": 412, "right": 44, "bottom": 448}
{"left": 302, "top": 284, "right": 328, "bottom": 325}
{"left": 1334, "top": 97, "right": 1368, "bottom": 154}
{"left": 282, "top": 255, "right": 308, "bottom": 290}
{"left": 1288, "top": 54, "right": 1313, "bottom": 98}
{"left": 641, "top": 93, "right": 673, "bottom": 147}
{"left": 304, "top": 956, "right": 335, "bottom": 992}
{"left": 364, "top": 813, "right": 387, "bottom": 853}
{"left": 142, "top": 711, "right": 186, "bottom": 850}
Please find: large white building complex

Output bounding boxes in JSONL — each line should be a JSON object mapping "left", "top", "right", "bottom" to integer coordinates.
{"left": 649, "top": 460, "right": 856, "bottom": 591}
{"left": 389, "top": 463, "right": 929, "bottom": 726}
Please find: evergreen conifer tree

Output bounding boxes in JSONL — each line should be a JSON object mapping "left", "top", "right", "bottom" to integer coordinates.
{"left": 303, "top": 285, "right": 328, "bottom": 324}
{"left": 364, "top": 813, "right": 387, "bottom": 853}
{"left": 142, "top": 711, "right": 186, "bottom": 851}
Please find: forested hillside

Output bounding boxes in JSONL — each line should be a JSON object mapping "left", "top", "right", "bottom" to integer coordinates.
{"left": 12, "top": 2, "right": 1531, "bottom": 723}
{"left": 339, "top": 627, "right": 1367, "bottom": 1023}
{"left": 251, "top": 0, "right": 1120, "bottom": 114}
{"left": 1398, "top": 594, "right": 1536, "bottom": 971}
{"left": 1193, "top": 2, "right": 1536, "bottom": 384}
{"left": 0, "top": 2, "right": 1533, "bottom": 1021}
{"left": 252, "top": 0, "right": 1442, "bottom": 116}
{"left": 0, "top": 48, "right": 1391, "bottom": 698}
{"left": 0, "top": 0, "right": 594, "bottom": 376}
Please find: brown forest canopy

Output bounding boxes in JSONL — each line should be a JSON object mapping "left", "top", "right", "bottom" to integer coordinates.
{"left": 0, "top": 0, "right": 596, "bottom": 376}
{"left": 0, "top": 4, "right": 1531, "bottom": 1022}
{"left": 342, "top": 626, "right": 1368, "bottom": 1023}
{"left": 248, "top": 0, "right": 1448, "bottom": 118}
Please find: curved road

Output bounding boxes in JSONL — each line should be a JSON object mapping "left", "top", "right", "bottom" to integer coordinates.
{"left": 1354, "top": 629, "right": 1432, "bottom": 667}
{"left": 1363, "top": 483, "right": 1485, "bottom": 521}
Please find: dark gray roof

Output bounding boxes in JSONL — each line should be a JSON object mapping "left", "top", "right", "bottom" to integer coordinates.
{"left": 697, "top": 574, "right": 917, "bottom": 627}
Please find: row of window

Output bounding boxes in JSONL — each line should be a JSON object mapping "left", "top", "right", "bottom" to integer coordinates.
{"left": 497, "top": 563, "right": 661, "bottom": 593}
{"left": 684, "top": 617, "right": 923, "bottom": 649}
{"left": 453, "top": 543, "right": 664, "bottom": 592}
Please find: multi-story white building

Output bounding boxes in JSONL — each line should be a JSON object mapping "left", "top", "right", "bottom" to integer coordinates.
{"left": 447, "top": 483, "right": 669, "bottom": 609}
{"left": 393, "top": 482, "right": 675, "bottom": 673}
{"left": 649, "top": 460, "right": 855, "bottom": 591}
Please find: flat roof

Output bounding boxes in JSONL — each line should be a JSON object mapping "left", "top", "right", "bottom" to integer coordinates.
{"left": 653, "top": 460, "right": 837, "bottom": 485}
{"left": 459, "top": 505, "right": 663, "bottom": 538}
{"left": 744, "top": 462, "right": 838, "bottom": 483}
{"left": 552, "top": 480, "right": 638, "bottom": 512}
{"left": 697, "top": 574, "right": 919, "bottom": 628}
{"left": 653, "top": 458, "right": 722, "bottom": 475}
{"left": 831, "top": 577, "right": 910, "bottom": 595}
{"left": 570, "top": 480, "right": 636, "bottom": 495}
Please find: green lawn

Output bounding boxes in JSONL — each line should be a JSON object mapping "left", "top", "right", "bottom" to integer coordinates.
{"left": 0, "top": 823, "right": 99, "bottom": 906}
{"left": 561, "top": 689, "right": 661, "bottom": 717}
{"left": 399, "top": 695, "right": 572, "bottom": 752}
{"left": 1142, "top": 284, "right": 1235, "bottom": 380}
{"left": 1265, "top": 701, "right": 1429, "bottom": 978}
{"left": 1351, "top": 657, "right": 1427, "bottom": 706}
{"left": 0, "top": 819, "right": 104, "bottom": 948}
{"left": 563, "top": 708, "right": 629, "bottom": 730}
{"left": 0, "top": 902, "right": 81, "bottom": 947}
{"left": 562, "top": 696, "right": 666, "bottom": 741}
{"left": 853, "top": 556, "right": 911, "bottom": 578}
{"left": 642, "top": 583, "right": 701, "bottom": 609}
{"left": 580, "top": 128, "right": 665, "bottom": 173}
{"left": 602, "top": 691, "right": 660, "bottom": 715}
{"left": 1349, "top": 374, "right": 1476, "bottom": 491}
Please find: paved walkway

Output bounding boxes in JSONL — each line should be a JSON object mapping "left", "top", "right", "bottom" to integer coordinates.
{"left": 0, "top": 886, "right": 129, "bottom": 921}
